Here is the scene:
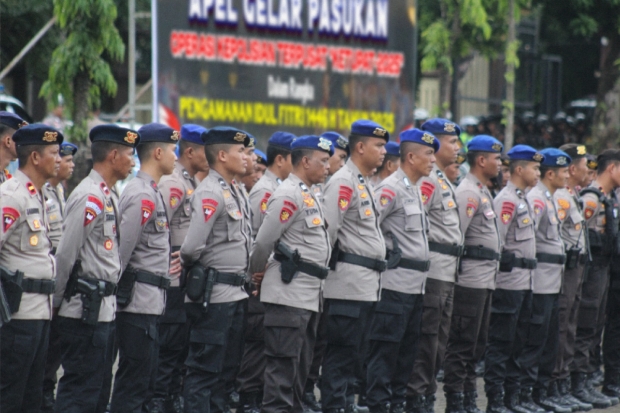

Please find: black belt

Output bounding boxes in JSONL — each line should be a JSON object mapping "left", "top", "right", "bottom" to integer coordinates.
{"left": 22, "top": 278, "right": 55, "bottom": 294}
{"left": 428, "top": 242, "right": 464, "bottom": 257}
{"left": 337, "top": 251, "right": 387, "bottom": 272}
{"left": 212, "top": 270, "right": 246, "bottom": 286}
{"left": 462, "top": 245, "right": 501, "bottom": 261}
{"left": 397, "top": 257, "right": 430, "bottom": 272}
{"left": 80, "top": 277, "right": 118, "bottom": 296}
{"left": 274, "top": 254, "right": 329, "bottom": 279}
{"left": 513, "top": 258, "right": 538, "bottom": 269}
{"left": 536, "top": 253, "right": 566, "bottom": 265}
{"left": 135, "top": 270, "right": 171, "bottom": 290}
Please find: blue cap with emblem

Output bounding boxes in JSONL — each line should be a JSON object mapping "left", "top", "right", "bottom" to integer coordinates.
{"left": 399, "top": 128, "right": 440, "bottom": 152}
{"left": 0, "top": 111, "right": 28, "bottom": 130}
{"left": 255, "top": 149, "right": 267, "bottom": 165}
{"left": 201, "top": 126, "right": 252, "bottom": 147}
{"left": 540, "top": 148, "right": 571, "bottom": 167}
{"left": 12, "top": 123, "right": 64, "bottom": 146}
{"left": 180, "top": 124, "right": 207, "bottom": 145}
{"left": 291, "top": 135, "right": 334, "bottom": 156}
{"left": 467, "top": 135, "right": 503, "bottom": 153}
{"left": 320, "top": 131, "right": 349, "bottom": 153}
{"left": 90, "top": 124, "right": 140, "bottom": 147}
{"left": 421, "top": 118, "right": 461, "bottom": 137}
{"left": 507, "top": 144, "right": 545, "bottom": 162}
{"left": 268, "top": 131, "right": 296, "bottom": 151}
{"left": 350, "top": 120, "right": 389, "bottom": 141}
{"left": 138, "top": 123, "right": 180, "bottom": 144}
{"left": 60, "top": 142, "right": 78, "bottom": 157}
{"left": 385, "top": 141, "right": 400, "bottom": 157}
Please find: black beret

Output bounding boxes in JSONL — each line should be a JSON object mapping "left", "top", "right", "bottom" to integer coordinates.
{"left": 12, "top": 123, "right": 63, "bottom": 146}
{"left": 201, "top": 126, "right": 252, "bottom": 147}
{"left": 90, "top": 124, "right": 141, "bottom": 147}
{"left": 0, "top": 111, "right": 28, "bottom": 130}
{"left": 138, "top": 123, "right": 180, "bottom": 144}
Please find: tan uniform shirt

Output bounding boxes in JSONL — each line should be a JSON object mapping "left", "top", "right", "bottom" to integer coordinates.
{"left": 581, "top": 181, "right": 609, "bottom": 254}
{"left": 53, "top": 170, "right": 121, "bottom": 322}
{"left": 118, "top": 171, "right": 170, "bottom": 315}
{"left": 43, "top": 182, "right": 65, "bottom": 250}
{"left": 555, "top": 187, "right": 587, "bottom": 250}
{"left": 528, "top": 181, "right": 564, "bottom": 294}
{"left": 0, "top": 170, "right": 55, "bottom": 320}
{"left": 180, "top": 169, "right": 250, "bottom": 304}
{"left": 375, "top": 168, "right": 428, "bottom": 295}
{"left": 322, "top": 159, "right": 385, "bottom": 301}
{"left": 250, "top": 174, "right": 330, "bottom": 312}
{"left": 456, "top": 173, "right": 501, "bottom": 290}
{"left": 249, "top": 169, "right": 282, "bottom": 236}
{"left": 494, "top": 180, "right": 536, "bottom": 290}
{"left": 418, "top": 166, "right": 462, "bottom": 283}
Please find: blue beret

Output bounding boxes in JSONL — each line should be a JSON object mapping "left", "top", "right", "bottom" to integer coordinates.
{"left": 60, "top": 142, "right": 78, "bottom": 157}
{"left": 12, "top": 123, "right": 63, "bottom": 146}
{"left": 0, "top": 111, "right": 27, "bottom": 130}
{"left": 421, "top": 118, "right": 461, "bottom": 137}
{"left": 268, "top": 131, "right": 296, "bottom": 151}
{"left": 385, "top": 141, "right": 400, "bottom": 157}
{"left": 202, "top": 126, "right": 252, "bottom": 147}
{"left": 399, "top": 128, "right": 440, "bottom": 152}
{"left": 350, "top": 119, "right": 389, "bottom": 141}
{"left": 90, "top": 124, "right": 140, "bottom": 147}
{"left": 138, "top": 123, "right": 180, "bottom": 144}
{"left": 291, "top": 135, "right": 334, "bottom": 156}
{"left": 507, "top": 144, "right": 544, "bottom": 162}
{"left": 540, "top": 148, "right": 571, "bottom": 167}
{"left": 320, "top": 131, "right": 349, "bottom": 152}
{"left": 467, "top": 135, "right": 503, "bottom": 153}
{"left": 255, "top": 149, "right": 267, "bottom": 165}
{"left": 180, "top": 124, "right": 207, "bottom": 145}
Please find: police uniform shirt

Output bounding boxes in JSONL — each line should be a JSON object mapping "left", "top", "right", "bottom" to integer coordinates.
{"left": 322, "top": 158, "right": 385, "bottom": 301}
{"left": 53, "top": 170, "right": 120, "bottom": 322}
{"left": 527, "top": 181, "right": 565, "bottom": 294}
{"left": 375, "top": 168, "right": 428, "bottom": 294}
{"left": 249, "top": 174, "right": 330, "bottom": 312}
{"left": 248, "top": 169, "right": 282, "bottom": 236}
{"left": 555, "top": 187, "right": 586, "bottom": 250}
{"left": 180, "top": 169, "right": 250, "bottom": 304}
{"left": 494, "top": 180, "right": 536, "bottom": 290}
{"left": 0, "top": 169, "right": 55, "bottom": 320}
{"left": 0, "top": 168, "right": 11, "bottom": 184}
{"left": 581, "top": 180, "right": 608, "bottom": 245}
{"left": 118, "top": 170, "right": 170, "bottom": 315}
{"left": 456, "top": 172, "right": 501, "bottom": 290}
{"left": 43, "top": 182, "right": 66, "bottom": 249}
{"left": 418, "top": 165, "right": 463, "bottom": 283}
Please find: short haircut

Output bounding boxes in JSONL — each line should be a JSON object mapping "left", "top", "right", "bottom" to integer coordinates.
{"left": 377, "top": 154, "right": 399, "bottom": 173}
{"left": 204, "top": 143, "right": 233, "bottom": 166}
{"left": 0, "top": 125, "right": 15, "bottom": 139}
{"left": 291, "top": 148, "right": 315, "bottom": 166}
{"left": 16, "top": 144, "right": 46, "bottom": 167}
{"left": 266, "top": 145, "right": 291, "bottom": 167}
{"left": 91, "top": 141, "right": 129, "bottom": 164}
{"left": 598, "top": 149, "right": 620, "bottom": 174}
{"left": 348, "top": 133, "right": 371, "bottom": 152}
{"left": 509, "top": 159, "right": 533, "bottom": 174}
{"left": 399, "top": 141, "right": 416, "bottom": 163}
{"left": 539, "top": 165, "right": 559, "bottom": 178}
{"left": 178, "top": 139, "right": 202, "bottom": 156}
{"left": 136, "top": 142, "right": 168, "bottom": 163}
{"left": 466, "top": 151, "right": 487, "bottom": 169}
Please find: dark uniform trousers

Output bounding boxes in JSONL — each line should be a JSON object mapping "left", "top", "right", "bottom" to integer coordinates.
{"left": 603, "top": 280, "right": 620, "bottom": 376}
{"left": 320, "top": 299, "right": 375, "bottom": 410}
{"left": 110, "top": 313, "right": 160, "bottom": 413}
{"left": 54, "top": 317, "right": 116, "bottom": 413}
{"left": 183, "top": 300, "right": 246, "bottom": 413}
{"left": 443, "top": 286, "right": 492, "bottom": 394}
{"left": 236, "top": 294, "right": 266, "bottom": 395}
{"left": 484, "top": 289, "right": 533, "bottom": 396}
{"left": 407, "top": 278, "right": 454, "bottom": 397}
{"left": 366, "top": 289, "right": 423, "bottom": 408}
{"left": 306, "top": 305, "right": 328, "bottom": 392}
{"left": 262, "top": 303, "right": 319, "bottom": 413}
{"left": 43, "top": 317, "right": 62, "bottom": 400}
{"left": 0, "top": 319, "right": 50, "bottom": 413}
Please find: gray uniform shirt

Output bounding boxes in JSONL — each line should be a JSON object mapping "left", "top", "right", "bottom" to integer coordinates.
{"left": 250, "top": 174, "right": 331, "bottom": 312}
{"left": 581, "top": 181, "right": 608, "bottom": 254}
{"left": 180, "top": 169, "right": 250, "bottom": 304}
{"left": 494, "top": 180, "right": 536, "bottom": 290}
{"left": 322, "top": 159, "right": 385, "bottom": 301}
{"left": 54, "top": 170, "right": 121, "bottom": 322}
{"left": 0, "top": 170, "right": 55, "bottom": 320}
{"left": 0, "top": 168, "right": 10, "bottom": 184}
{"left": 249, "top": 169, "right": 282, "bottom": 236}
{"left": 418, "top": 166, "right": 463, "bottom": 283}
{"left": 456, "top": 173, "right": 501, "bottom": 290}
{"left": 375, "top": 168, "right": 428, "bottom": 295}
{"left": 555, "top": 187, "right": 587, "bottom": 251}
{"left": 118, "top": 171, "right": 170, "bottom": 315}
{"left": 43, "top": 182, "right": 65, "bottom": 249}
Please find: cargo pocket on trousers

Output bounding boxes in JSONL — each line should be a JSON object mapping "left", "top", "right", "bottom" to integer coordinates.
{"left": 577, "top": 299, "right": 598, "bottom": 329}
{"left": 264, "top": 312, "right": 302, "bottom": 357}
{"left": 326, "top": 301, "right": 362, "bottom": 346}
{"left": 526, "top": 313, "right": 545, "bottom": 346}
{"left": 489, "top": 305, "right": 518, "bottom": 342}
{"left": 453, "top": 304, "right": 479, "bottom": 343}
{"left": 421, "top": 294, "right": 442, "bottom": 335}
{"left": 186, "top": 329, "right": 226, "bottom": 373}
{"left": 369, "top": 301, "right": 404, "bottom": 343}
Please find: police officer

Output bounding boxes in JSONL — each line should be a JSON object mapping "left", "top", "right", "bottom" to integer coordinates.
{"left": 369, "top": 141, "right": 400, "bottom": 187}
{"left": 324, "top": 131, "right": 350, "bottom": 178}
{"left": 320, "top": 120, "right": 387, "bottom": 413}
{"left": 366, "top": 129, "right": 439, "bottom": 413}
{"left": 408, "top": 118, "right": 463, "bottom": 413}
{"left": 248, "top": 135, "right": 332, "bottom": 413}
{"left": 0, "top": 111, "right": 27, "bottom": 183}
{"left": 443, "top": 136, "right": 503, "bottom": 413}
{"left": 585, "top": 155, "right": 597, "bottom": 184}
{"left": 237, "top": 131, "right": 295, "bottom": 413}
{"left": 180, "top": 126, "right": 252, "bottom": 413}
{"left": 0, "top": 123, "right": 62, "bottom": 413}
{"left": 52, "top": 124, "right": 139, "bottom": 413}
{"left": 484, "top": 145, "right": 542, "bottom": 413}
{"left": 255, "top": 149, "right": 267, "bottom": 177}
{"left": 110, "top": 123, "right": 179, "bottom": 413}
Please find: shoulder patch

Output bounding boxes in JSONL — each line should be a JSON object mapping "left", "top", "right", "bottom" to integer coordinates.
{"left": 84, "top": 196, "right": 104, "bottom": 226}
{"left": 557, "top": 198, "right": 570, "bottom": 211}
{"left": 2, "top": 207, "right": 20, "bottom": 232}
{"left": 379, "top": 188, "right": 396, "bottom": 206}
{"left": 533, "top": 199, "right": 546, "bottom": 216}
{"left": 338, "top": 185, "right": 353, "bottom": 211}
{"left": 501, "top": 201, "right": 516, "bottom": 224}
{"left": 280, "top": 207, "right": 293, "bottom": 223}
{"left": 169, "top": 187, "right": 183, "bottom": 208}
{"left": 260, "top": 192, "right": 272, "bottom": 213}
{"left": 141, "top": 199, "right": 155, "bottom": 226}
{"left": 202, "top": 199, "right": 218, "bottom": 222}
{"left": 584, "top": 201, "right": 596, "bottom": 219}
{"left": 420, "top": 181, "right": 436, "bottom": 205}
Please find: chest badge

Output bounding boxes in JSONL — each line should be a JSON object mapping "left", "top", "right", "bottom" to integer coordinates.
{"left": 104, "top": 239, "right": 113, "bottom": 250}
{"left": 312, "top": 217, "right": 321, "bottom": 225}
{"left": 29, "top": 234, "right": 38, "bottom": 246}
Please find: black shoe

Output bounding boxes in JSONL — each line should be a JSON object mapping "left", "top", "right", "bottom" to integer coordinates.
{"left": 520, "top": 388, "right": 547, "bottom": 413}
{"left": 302, "top": 391, "right": 322, "bottom": 412}
{"left": 602, "top": 370, "right": 620, "bottom": 399}
{"left": 391, "top": 402, "right": 405, "bottom": 413}
{"left": 589, "top": 370, "right": 603, "bottom": 387}
{"left": 369, "top": 404, "right": 390, "bottom": 413}
{"left": 558, "top": 378, "right": 592, "bottom": 412}
{"left": 437, "top": 369, "right": 445, "bottom": 383}
{"left": 229, "top": 391, "right": 240, "bottom": 408}
{"left": 464, "top": 391, "right": 484, "bottom": 413}
{"left": 147, "top": 398, "right": 166, "bottom": 413}
{"left": 504, "top": 388, "right": 533, "bottom": 413}
{"left": 571, "top": 372, "right": 611, "bottom": 409}
{"left": 547, "top": 381, "right": 578, "bottom": 412}
{"left": 445, "top": 393, "right": 466, "bottom": 413}
{"left": 486, "top": 392, "right": 511, "bottom": 413}
{"left": 358, "top": 394, "right": 369, "bottom": 407}
{"left": 406, "top": 395, "right": 426, "bottom": 413}
{"left": 425, "top": 394, "right": 436, "bottom": 413}
{"left": 533, "top": 388, "right": 572, "bottom": 413}
{"left": 238, "top": 392, "right": 261, "bottom": 413}
{"left": 586, "top": 373, "right": 618, "bottom": 406}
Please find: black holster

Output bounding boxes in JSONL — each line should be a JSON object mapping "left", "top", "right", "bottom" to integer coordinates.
{"left": 75, "top": 279, "right": 103, "bottom": 326}
{"left": 385, "top": 233, "right": 402, "bottom": 269}
{"left": 565, "top": 246, "right": 582, "bottom": 270}
{"left": 116, "top": 268, "right": 137, "bottom": 308}
{"left": 499, "top": 251, "right": 515, "bottom": 272}
{"left": 328, "top": 241, "right": 340, "bottom": 271}
{"left": 0, "top": 283, "right": 12, "bottom": 326}
{"left": 275, "top": 241, "right": 301, "bottom": 284}
{"left": 185, "top": 264, "right": 215, "bottom": 313}
{"left": 0, "top": 266, "right": 24, "bottom": 314}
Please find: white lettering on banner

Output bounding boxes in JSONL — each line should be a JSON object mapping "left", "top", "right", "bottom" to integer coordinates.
{"left": 267, "top": 75, "right": 315, "bottom": 105}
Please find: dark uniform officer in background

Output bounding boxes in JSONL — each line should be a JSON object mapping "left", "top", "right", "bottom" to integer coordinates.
{"left": 180, "top": 126, "right": 252, "bottom": 413}
{"left": 443, "top": 136, "right": 502, "bottom": 413}
{"left": 249, "top": 135, "right": 332, "bottom": 413}
{"left": 320, "top": 120, "right": 387, "bottom": 413}
{"left": 369, "top": 141, "right": 400, "bottom": 187}
{"left": 0, "top": 111, "right": 27, "bottom": 184}
{"left": 367, "top": 129, "right": 439, "bottom": 413}
{"left": 53, "top": 124, "right": 139, "bottom": 413}
{"left": 0, "top": 123, "right": 62, "bottom": 413}
{"left": 110, "top": 123, "right": 179, "bottom": 413}
{"left": 408, "top": 119, "right": 463, "bottom": 413}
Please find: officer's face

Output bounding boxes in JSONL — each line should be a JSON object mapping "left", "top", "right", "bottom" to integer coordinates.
{"left": 191, "top": 144, "right": 209, "bottom": 173}
{"left": 361, "top": 137, "right": 386, "bottom": 169}
{"left": 161, "top": 143, "right": 177, "bottom": 175}
{"left": 436, "top": 135, "right": 459, "bottom": 166}
{"left": 328, "top": 148, "right": 348, "bottom": 176}
{"left": 38, "top": 144, "right": 61, "bottom": 179}
{"left": 483, "top": 153, "right": 502, "bottom": 179}
{"left": 501, "top": 165, "right": 511, "bottom": 187}
{"left": 306, "top": 150, "right": 331, "bottom": 185}
{"left": 57, "top": 155, "right": 74, "bottom": 180}
{"left": 115, "top": 146, "right": 136, "bottom": 180}
{"left": 570, "top": 157, "right": 589, "bottom": 188}
{"left": 243, "top": 148, "right": 256, "bottom": 177}
{"left": 522, "top": 162, "right": 540, "bottom": 187}
{"left": 414, "top": 146, "right": 436, "bottom": 177}
{"left": 226, "top": 144, "right": 248, "bottom": 175}
{"left": 550, "top": 167, "right": 569, "bottom": 190}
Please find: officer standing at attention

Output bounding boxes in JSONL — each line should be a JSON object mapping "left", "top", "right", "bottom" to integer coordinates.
{"left": 52, "top": 124, "right": 139, "bottom": 413}
{"left": 366, "top": 129, "right": 439, "bottom": 413}
{"left": 180, "top": 126, "right": 252, "bottom": 413}
{"left": 0, "top": 111, "right": 27, "bottom": 183}
{"left": 442, "top": 136, "right": 503, "bottom": 413}
{"left": 408, "top": 118, "right": 463, "bottom": 413}
{"left": 320, "top": 119, "right": 387, "bottom": 413}
{"left": 369, "top": 141, "right": 400, "bottom": 187}
{"left": 483, "top": 145, "right": 541, "bottom": 413}
{"left": 110, "top": 123, "right": 179, "bottom": 413}
{"left": 249, "top": 135, "right": 333, "bottom": 413}
{"left": 310, "top": 131, "right": 349, "bottom": 206}
{"left": 237, "top": 131, "right": 295, "bottom": 413}
{"left": 0, "top": 123, "right": 62, "bottom": 412}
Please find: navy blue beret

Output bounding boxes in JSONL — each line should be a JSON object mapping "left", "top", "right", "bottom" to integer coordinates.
{"left": 350, "top": 120, "right": 389, "bottom": 141}
{"left": 0, "top": 111, "right": 27, "bottom": 130}
{"left": 12, "top": 123, "right": 63, "bottom": 146}
{"left": 559, "top": 144, "right": 587, "bottom": 160}
{"left": 202, "top": 126, "right": 252, "bottom": 147}
{"left": 385, "top": 141, "right": 400, "bottom": 157}
{"left": 399, "top": 128, "right": 440, "bottom": 152}
{"left": 181, "top": 124, "right": 206, "bottom": 145}
{"left": 138, "top": 123, "right": 180, "bottom": 144}
{"left": 255, "top": 149, "right": 267, "bottom": 165}
{"left": 90, "top": 124, "right": 140, "bottom": 147}
{"left": 320, "top": 131, "right": 349, "bottom": 152}
{"left": 60, "top": 142, "right": 78, "bottom": 157}
{"left": 467, "top": 135, "right": 503, "bottom": 153}
{"left": 291, "top": 135, "right": 334, "bottom": 156}
{"left": 268, "top": 131, "right": 296, "bottom": 151}
{"left": 508, "top": 144, "right": 544, "bottom": 162}
{"left": 540, "top": 148, "right": 571, "bottom": 167}
{"left": 421, "top": 118, "right": 461, "bottom": 137}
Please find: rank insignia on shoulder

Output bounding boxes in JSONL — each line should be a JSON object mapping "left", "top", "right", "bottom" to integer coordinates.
{"left": 501, "top": 201, "right": 516, "bottom": 224}
{"left": 280, "top": 207, "right": 293, "bottom": 223}
{"left": 202, "top": 199, "right": 218, "bottom": 222}
{"left": 26, "top": 182, "right": 36, "bottom": 195}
